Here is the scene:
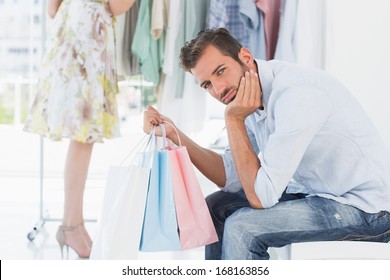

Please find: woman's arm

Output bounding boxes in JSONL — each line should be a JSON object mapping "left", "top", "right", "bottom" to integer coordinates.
{"left": 46, "top": 0, "right": 62, "bottom": 18}
{"left": 108, "top": 0, "right": 136, "bottom": 16}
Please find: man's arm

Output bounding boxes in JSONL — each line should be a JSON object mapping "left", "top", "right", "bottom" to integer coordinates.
{"left": 225, "top": 120, "right": 262, "bottom": 208}
{"left": 143, "top": 106, "right": 226, "bottom": 187}
{"left": 225, "top": 70, "right": 263, "bottom": 208}
{"left": 171, "top": 126, "right": 226, "bottom": 187}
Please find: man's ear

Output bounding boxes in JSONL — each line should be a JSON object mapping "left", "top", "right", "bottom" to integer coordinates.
{"left": 238, "top": 47, "right": 254, "bottom": 67}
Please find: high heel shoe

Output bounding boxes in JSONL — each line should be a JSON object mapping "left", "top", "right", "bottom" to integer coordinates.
{"left": 56, "top": 223, "right": 91, "bottom": 259}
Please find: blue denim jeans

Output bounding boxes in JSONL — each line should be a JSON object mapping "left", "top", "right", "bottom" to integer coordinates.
{"left": 205, "top": 189, "right": 390, "bottom": 260}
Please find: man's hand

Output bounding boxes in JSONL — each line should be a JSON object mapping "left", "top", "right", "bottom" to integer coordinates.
{"left": 143, "top": 105, "right": 175, "bottom": 138}
{"left": 225, "top": 70, "right": 262, "bottom": 122}
{"left": 224, "top": 70, "right": 263, "bottom": 209}
{"left": 144, "top": 108, "right": 227, "bottom": 189}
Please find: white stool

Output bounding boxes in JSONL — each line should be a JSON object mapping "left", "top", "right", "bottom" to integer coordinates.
{"left": 270, "top": 241, "right": 390, "bottom": 260}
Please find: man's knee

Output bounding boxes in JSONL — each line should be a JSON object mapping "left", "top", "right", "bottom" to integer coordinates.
{"left": 205, "top": 190, "right": 226, "bottom": 214}
{"left": 224, "top": 210, "right": 246, "bottom": 240}
{"left": 223, "top": 211, "right": 269, "bottom": 259}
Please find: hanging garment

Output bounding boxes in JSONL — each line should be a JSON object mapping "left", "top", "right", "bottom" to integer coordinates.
{"left": 151, "top": 0, "right": 169, "bottom": 40}
{"left": 255, "top": 0, "right": 281, "bottom": 60}
{"left": 294, "top": 0, "right": 331, "bottom": 69}
{"left": 122, "top": 0, "right": 141, "bottom": 76}
{"left": 162, "top": 0, "right": 181, "bottom": 76}
{"left": 158, "top": 0, "right": 208, "bottom": 133}
{"left": 274, "top": 0, "right": 331, "bottom": 69}
{"left": 239, "top": 0, "right": 266, "bottom": 60}
{"left": 207, "top": 0, "right": 250, "bottom": 47}
{"left": 132, "top": 0, "right": 164, "bottom": 86}
{"left": 274, "top": 0, "right": 298, "bottom": 62}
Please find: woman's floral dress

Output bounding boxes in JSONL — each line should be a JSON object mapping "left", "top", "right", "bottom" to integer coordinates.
{"left": 24, "top": 0, "right": 120, "bottom": 143}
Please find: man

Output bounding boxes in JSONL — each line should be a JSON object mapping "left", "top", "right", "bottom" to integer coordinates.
{"left": 143, "top": 28, "right": 390, "bottom": 260}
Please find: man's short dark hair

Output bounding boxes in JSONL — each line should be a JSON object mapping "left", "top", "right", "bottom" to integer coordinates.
{"left": 179, "top": 28, "right": 243, "bottom": 72}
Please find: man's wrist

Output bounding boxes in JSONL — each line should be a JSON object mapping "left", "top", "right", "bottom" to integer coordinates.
{"left": 225, "top": 115, "right": 245, "bottom": 126}
{"left": 225, "top": 118, "right": 247, "bottom": 135}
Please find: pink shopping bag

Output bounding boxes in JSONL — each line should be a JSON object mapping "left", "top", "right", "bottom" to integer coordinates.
{"left": 163, "top": 123, "right": 218, "bottom": 250}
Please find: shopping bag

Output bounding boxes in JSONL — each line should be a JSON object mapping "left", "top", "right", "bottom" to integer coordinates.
{"left": 139, "top": 127, "right": 181, "bottom": 251}
{"left": 90, "top": 133, "right": 154, "bottom": 259}
{"left": 164, "top": 122, "right": 218, "bottom": 250}
{"left": 169, "top": 146, "right": 218, "bottom": 250}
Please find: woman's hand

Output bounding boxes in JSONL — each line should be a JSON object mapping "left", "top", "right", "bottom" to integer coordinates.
{"left": 47, "top": 0, "right": 62, "bottom": 18}
{"left": 108, "top": 0, "right": 136, "bottom": 16}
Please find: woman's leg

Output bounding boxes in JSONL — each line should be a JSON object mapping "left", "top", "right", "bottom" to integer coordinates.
{"left": 61, "top": 140, "right": 94, "bottom": 256}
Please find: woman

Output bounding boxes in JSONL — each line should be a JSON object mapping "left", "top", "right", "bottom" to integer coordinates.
{"left": 24, "top": 0, "right": 135, "bottom": 258}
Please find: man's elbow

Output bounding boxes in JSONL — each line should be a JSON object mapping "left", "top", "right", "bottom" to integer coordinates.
{"left": 249, "top": 201, "right": 263, "bottom": 209}
{"left": 244, "top": 182, "right": 263, "bottom": 209}
{"left": 248, "top": 196, "right": 263, "bottom": 209}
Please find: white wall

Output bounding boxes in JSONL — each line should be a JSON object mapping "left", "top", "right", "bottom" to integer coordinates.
{"left": 327, "top": 0, "right": 390, "bottom": 150}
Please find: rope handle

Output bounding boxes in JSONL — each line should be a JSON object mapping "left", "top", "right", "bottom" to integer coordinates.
{"left": 119, "top": 126, "right": 156, "bottom": 166}
{"left": 161, "top": 121, "right": 182, "bottom": 147}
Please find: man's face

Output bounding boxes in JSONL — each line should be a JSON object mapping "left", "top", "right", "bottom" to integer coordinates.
{"left": 191, "top": 45, "right": 250, "bottom": 105}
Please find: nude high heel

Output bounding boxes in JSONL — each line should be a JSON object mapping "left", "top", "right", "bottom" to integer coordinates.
{"left": 56, "top": 226, "right": 67, "bottom": 259}
{"left": 56, "top": 224, "right": 91, "bottom": 259}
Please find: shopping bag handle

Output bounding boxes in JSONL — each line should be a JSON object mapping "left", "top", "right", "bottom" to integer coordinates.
{"left": 161, "top": 121, "right": 182, "bottom": 147}
{"left": 119, "top": 126, "right": 156, "bottom": 166}
{"left": 160, "top": 122, "right": 167, "bottom": 148}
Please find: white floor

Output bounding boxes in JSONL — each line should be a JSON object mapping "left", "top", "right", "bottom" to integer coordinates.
{"left": 0, "top": 119, "right": 223, "bottom": 260}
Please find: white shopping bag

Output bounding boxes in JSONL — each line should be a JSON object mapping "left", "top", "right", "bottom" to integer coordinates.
{"left": 90, "top": 134, "right": 154, "bottom": 259}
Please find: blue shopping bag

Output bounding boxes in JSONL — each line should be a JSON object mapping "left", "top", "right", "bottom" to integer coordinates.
{"left": 139, "top": 148, "right": 181, "bottom": 252}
